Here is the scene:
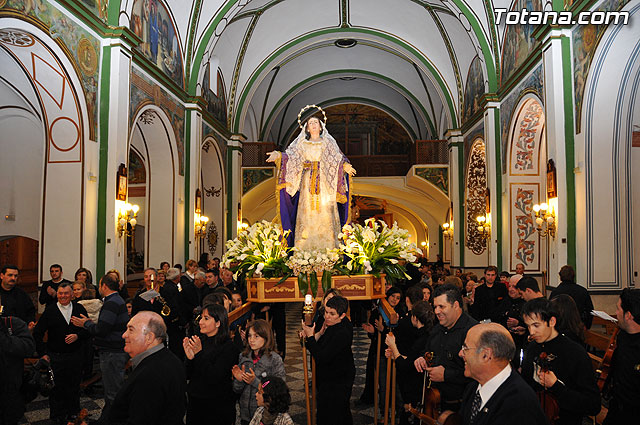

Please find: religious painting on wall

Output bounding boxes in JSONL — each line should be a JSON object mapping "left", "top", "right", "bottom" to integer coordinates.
{"left": 202, "top": 64, "right": 228, "bottom": 125}
{"left": 128, "top": 150, "right": 146, "bottom": 184}
{"left": 500, "top": 0, "right": 543, "bottom": 84}
{"left": 130, "top": 0, "right": 184, "bottom": 88}
{"left": 462, "top": 56, "right": 485, "bottom": 123}
{"left": 510, "top": 183, "right": 540, "bottom": 272}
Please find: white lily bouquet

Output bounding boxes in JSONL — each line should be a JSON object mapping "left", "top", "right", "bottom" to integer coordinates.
{"left": 222, "top": 220, "right": 291, "bottom": 279}
{"left": 286, "top": 248, "right": 340, "bottom": 297}
{"left": 337, "top": 218, "right": 421, "bottom": 280}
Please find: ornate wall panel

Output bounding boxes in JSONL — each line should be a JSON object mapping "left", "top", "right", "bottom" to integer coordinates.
{"left": 509, "top": 183, "right": 540, "bottom": 271}
{"left": 509, "top": 101, "right": 544, "bottom": 176}
{"left": 464, "top": 139, "right": 488, "bottom": 255}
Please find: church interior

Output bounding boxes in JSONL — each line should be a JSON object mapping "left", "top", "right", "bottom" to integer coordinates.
{"left": 1, "top": 0, "right": 639, "bottom": 423}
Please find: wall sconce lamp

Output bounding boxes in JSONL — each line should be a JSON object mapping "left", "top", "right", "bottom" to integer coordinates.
{"left": 532, "top": 203, "right": 556, "bottom": 238}
{"left": 117, "top": 202, "right": 139, "bottom": 237}
{"left": 195, "top": 214, "right": 209, "bottom": 238}
{"left": 476, "top": 215, "right": 491, "bottom": 239}
{"left": 442, "top": 222, "right": 454, "bottom": 239}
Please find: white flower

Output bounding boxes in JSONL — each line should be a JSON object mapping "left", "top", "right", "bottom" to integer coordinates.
{"left": 389, "top": 259, "right": 398, "bottom": 264}
{"left": 378, "top": 247, "right": 384, "bottom": 253}
{"left": 256, "top": 263, "right": 265, "bottom": 273}
{"left": 363, "top": 260, "right": 372, "bottom": 273}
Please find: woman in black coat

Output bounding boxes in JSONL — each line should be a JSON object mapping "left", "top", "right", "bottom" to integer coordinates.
{"left": 183, "top": 303, "right": 239, "bottom": 425}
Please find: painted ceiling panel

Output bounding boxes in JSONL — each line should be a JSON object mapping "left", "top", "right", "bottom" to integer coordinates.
{"left": 233, "top": 0, "right": 339, "bottom": 103}
{"left": 194, "top": 0, "right": 241, "bottom": 59}
{"left": 349, "top": 0, "right": 457, "bottom": 110}
{"left": 265, "top": 78, "right": 425, "bottom": 143}
{"left": 456, "top": 0, "right": 495, "bottom": 49}
{"left": 244, "top": 42, "right": 445, "bottom": 137}
{"left": 209, "top": 17, "right": 252, "bottom": 97}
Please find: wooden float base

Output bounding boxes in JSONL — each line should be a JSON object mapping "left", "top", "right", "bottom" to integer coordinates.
{"left": 246, "top": 274, "right": 386, "bottom": 303}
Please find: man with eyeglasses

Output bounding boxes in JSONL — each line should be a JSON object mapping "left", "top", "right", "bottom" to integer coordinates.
{"left": 458, "top": 323, "right": 547, "bottom": 425}
{"left": 414, "top": 283, "right": 477, "bottom": 412}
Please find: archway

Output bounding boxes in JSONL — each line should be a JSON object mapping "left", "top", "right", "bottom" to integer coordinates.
{"left": 199, "top": 136, "right": 226, "bottom": 259}
{"left": 505, "top": 96, "right": 546, "bottom": 274}
{"left": 128, "top": 107, "right": 177, "bottom": 275}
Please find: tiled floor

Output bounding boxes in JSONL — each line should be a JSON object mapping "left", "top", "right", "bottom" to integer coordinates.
{"left": 19, "top": 302, "right": 377, "bottom": 424}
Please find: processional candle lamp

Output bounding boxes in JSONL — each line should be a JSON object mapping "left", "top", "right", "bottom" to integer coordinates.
{"left": 301, "top": 293, "right": 315, "bottom": 425}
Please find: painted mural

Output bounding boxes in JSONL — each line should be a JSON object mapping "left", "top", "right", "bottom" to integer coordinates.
{"left": 78, "top": 0, "right": 107, "bottom": 21}
{"left": 462, "top": 56, "right": 485, "bottom": 123}
{"left": 131, "top": 0, "right": 184, "bottom": 88}
{"left": 465, "top": 139, "right": 488, "bottom": 255}
{"left": 510, "top": 184, "right": 540, "bottom": 271}
{"left": 464, "top": 122, "right": 485, "bottom": 167}
{"left": 500, "top": 65, "right": 543, "bottom": 173}
{"left": 415, "top": 167, "right": 449, "bottom": 196}
{"left": 573, "top": 0, "right": 630, "bottom": 133}
{"left": 202, "top": 64, "right": 228, "bottom": 126}
{"left": 130, "top": 68, "right": 185, "bottom": 175}
{"left": 510, "top": 101, "right": 544, "bottom": 175}
{"left": 500, "top": 0, "right": 542, "bottom": 84}
{"left": 203, "top": 121, "right": 227, "bottom": 164}
{"left": 1, "top": 0, "right": 101, "bottom": 140}
{"left": 128, "top": 150, "right": 146, "bottom": 184}
{"left": 243, "top": 168, "right": 274, "bottom": 194}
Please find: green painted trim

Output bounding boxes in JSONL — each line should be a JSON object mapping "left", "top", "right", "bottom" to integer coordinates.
{"left": 483, "top": 0, "right": 501, "bottom": 83}
{"left": 96, "top": 45, "right": 112, "bottom": 278}
{"left": 226, "top": 144, "right": 234, "bottom": 241}
{"left": 184, "top": 112, "right": 192, "bottom": 263}
{"left": 457, "top": 145, "right": 465, "bottom": 266}
{"left": 552, "top": 0, "right": 565, "bottom": 11}
{"left": 184, "top": 0, "right": 203, "bottom": 84}
{"left": 233, "top": 27, "right": 457, "bottom": 132}
{"left": 561, "top": 36, "right": 576, "bottom": 268}
{"left": 55, "top": 0, "right": 108, "bottom": 34}
{"left": 493, "top": 109, "right": 503, "bottom": 271}
{"left": 438, "top": 226, "right": 443, "bottom": 258}
{"left": 279, "top": 96, "right": 418, "bottom": 144}
{"left": 107, "top": 0, "right": 121, "bottom": 26}
{"left": 262, "top": 69, "right": 435, "bottom": 139}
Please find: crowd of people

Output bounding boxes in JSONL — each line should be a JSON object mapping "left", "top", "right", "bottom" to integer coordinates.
{"left": 0, "top": 255, "right": 639, "bottom": 425}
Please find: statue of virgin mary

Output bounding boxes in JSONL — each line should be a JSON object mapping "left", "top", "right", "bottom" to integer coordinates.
{"left": 267, "top": 105, "right": 356, "bottom": 250}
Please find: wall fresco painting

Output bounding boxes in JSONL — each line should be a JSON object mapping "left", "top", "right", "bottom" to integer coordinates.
{"left": 243, "top": 168, "right": 274, "bottom": 194}
{"left": 128, "top": 149, "right": 146, "bottom": 184}
{"left": 465, "top": 139, "right": 488, "bottom": 255}
{"left": 573, "top": 0, "right": 629, "bottom": 133}
{"left": 462, "top": 56, "right": 485, "bottom": 123}
{"left": 1, "top": 0, "right": 101, "bottom": 140}
{"left": 130, "top": 68, "right": 185, "bottom": 175}
{"left": 509, "top": 101, "right": 544, "bottom": 175}
{"left": 464, "top": 122, "right": 484, "bottom": 167}
{"left": 510, "top": 183, "right": 540, "bottom": 272}
{"left": 202, "top": 64, "right": 228, "bottom": 126}
{"left": 415, "top": 167, "right": 449, "bottom": 196}
{"left": 131, "top": 0, "right": 184, "bottom": 88}
{"left": 78, "top": 0, "right": 107, "bottom": 21}
{"left": 500, "top": 0, "right": 542, "bottom": 84}
{"left": 500, "top": 65, "right": 543, "bottom": 173}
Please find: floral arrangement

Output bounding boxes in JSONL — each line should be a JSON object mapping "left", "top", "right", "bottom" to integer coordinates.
{"left": 222, "top": 221, "right": 291, "bottom": 280}
{"left": 285, "top": 248, "right": 340, "bottom": 296}
{"left": 337, "top": 218, "right": 421, "bottom": 281}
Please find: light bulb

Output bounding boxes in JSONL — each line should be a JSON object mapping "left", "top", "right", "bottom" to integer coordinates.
{"left": 130, "top": 218, "right": 137, "bottom": 227}
{"left": 533, "top": 204, "right": 541, "bottom": 213}
{"left": 202, "top": 216, "right": 209, "bottom": 223}
{"left": 547, "top": 216, "right": 554, "bottom": 223}
{"left": 536, "top": 217, "right": 544, "bottom": 225}
{"left": 442, "top": 223, "right": 449, "bottom": 229}
{"left": 477, "top": 225, "right": 483, "bottom": 232}
{"left": 132, "top": 204, "right": 140, "bottom": 214}
{"left": 119, "top": 218, "right": 126, "bottom": 227}
{"left": 540, "top": 203, "right": 548, "bottom": 211}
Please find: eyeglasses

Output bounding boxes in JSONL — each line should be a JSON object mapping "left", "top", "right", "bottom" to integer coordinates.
{"left": 460, "top": 344, "right": 477, "bottom": 353}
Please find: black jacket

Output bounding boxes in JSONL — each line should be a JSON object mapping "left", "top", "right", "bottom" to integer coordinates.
{"left": 185, "top": 337, "right": 239, "bottom": 400}
{"left": 522, "top": 334, "right": 601, "bottom": 425}
{"left": 39, "top": 278, "right": 71, "bottom": 306}
{"left": 306, "top": 318, "right": 355, "bottom": 389}
{"left": 110, "top": 347, "right": 187, "bottom": 425}
{"left": 422, "top": 312, "right": 477, "bottom": 403}
{"left": 33, "top": 301, "right": 88, "bottom": 355}
{"left": 549, "top": 281, "right": 594, "bottom": 329}
{"left": 0, "top": 286, "right": 36, "bottom": 323}
{"left": 470, "top": 282, "right": 508, "bottom": 322}
{"left": 0, "top": 315, "right": 36, "bottom": 424}
{"left": 460, "top": 369, "right": 549, "bottom": 425}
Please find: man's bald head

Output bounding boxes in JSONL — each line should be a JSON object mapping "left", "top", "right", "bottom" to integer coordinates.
{"left": 475, "top": 322, "right": 515, "bottom": 361}
{"left": 137, "top": 311, "right": 167, "bottom": 342}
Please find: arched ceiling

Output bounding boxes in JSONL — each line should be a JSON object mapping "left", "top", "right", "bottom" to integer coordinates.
{"left": 122, "top": 0, "right": 512, "bottom": 138}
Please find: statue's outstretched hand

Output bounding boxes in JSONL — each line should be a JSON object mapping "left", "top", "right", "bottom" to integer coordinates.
{"left": 343, "top": 163, "right": 356, "bottom": 176}
{"left": 266, "top": 151, "right": 281, "bottom": 163}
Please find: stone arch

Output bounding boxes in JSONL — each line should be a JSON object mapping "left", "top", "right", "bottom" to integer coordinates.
{"left": 199, "top": 135, "right": 226, "bottom": 259}
{"left": 505, "top": 95, "right": 546, "bottom": 273}
{"left": 0, "top": 22, "right": 92, "bottom": 281}
{"left": 128, "top": 105, "right": 179, "bottom": 271}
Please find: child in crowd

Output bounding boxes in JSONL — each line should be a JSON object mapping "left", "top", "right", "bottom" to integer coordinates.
{"left": 231, "top": 291, "right": 243, "bottom": 310}
{"left": 301, "top": 295, "right": 355, "bottom": 425}
{"left": 233, "top": 319, "right": 286, "bottom": 425}
{"left": 77, "top": 288, "right": 102, "bottom": 323}
{"left": 249, "top": 376, "right": 293, "bottom": 425}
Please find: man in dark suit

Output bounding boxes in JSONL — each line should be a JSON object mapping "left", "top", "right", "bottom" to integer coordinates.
{"left": 39, "top": 264, "right": 72, "bottom": 307}
{"left": 459, "top": 322, "right": 548, "bottom": 425}
{"left": 110, "top": 311, "right": 186, "bottom": 425}
{"left": 549, "top": 265, "right": 594, "bottom": 329}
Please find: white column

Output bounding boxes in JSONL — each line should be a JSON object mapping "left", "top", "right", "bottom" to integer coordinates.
{"left": 185, "top": 106, "right": 202, "bottom": 260}
{"left": 446, "top": 129, "right": 463, "bottom": 267}
{"left": 542, "top": 29, "right": 572, "bottom": 281}
{"left": 103, "top": 39, "right": 133, "bottom": 276}
{"left": 228, "top": 134, "right": 244, "bottom": 241}
{"left": 484, "top": 103, "right": 500, "bottom": 268}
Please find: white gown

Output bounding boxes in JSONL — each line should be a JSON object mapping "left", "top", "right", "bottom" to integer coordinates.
{"left": 293, "top": 140, "right": 341, "bottom": 251}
